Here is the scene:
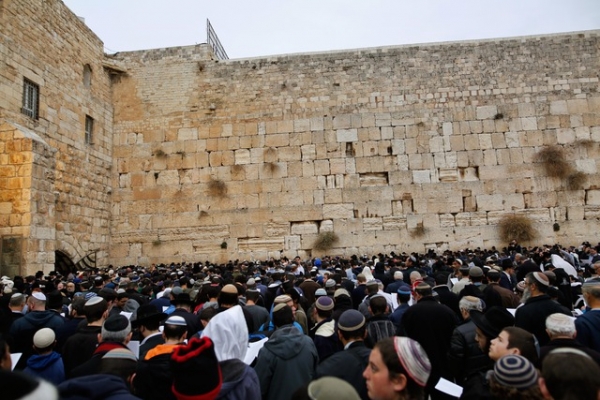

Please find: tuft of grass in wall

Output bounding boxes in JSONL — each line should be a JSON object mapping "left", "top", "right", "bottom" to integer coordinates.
{"left": 575, "top": 139, "right": 595, "bottom": 149}
{"left": 553, "top": 222, "right": 560, "bottom": 232}
{"left": 198, "top": 210, "right": 208, "bottom": 219}
{"left": 153, "top": 149, "right": 167, "bottom": 158}
{"left": 152, "top": 239, "right": 162, "bottom": 246}
{"left": 566, "top": 171, "right": 587, "bottom": 190}
{"left": 175, "top": 150, "right": 186, "bottom": 156}
{"left": 312, "top": 232, "right": 339, "bottom": 251}
{"left": 220, "top": 241, "right": 228, "bottom": 249}
{"left": 207, "top": 179, "right": 227, "bottom": 198}
{"left": 535, "top": 146, "right": 570, "bottom": 178}
{"left": 498, "top": 214, "right": 537, "bottom": 243}
{"left": 410, "top": 223, "right": 426, "bottom": 238}
{"left": 494, "top": 113, "right": 504, "bottom": 120}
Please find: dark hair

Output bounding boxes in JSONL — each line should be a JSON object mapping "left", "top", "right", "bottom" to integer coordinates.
{"left": 246, "top": 290, "right": 260, "bottom": 303}
{"left": 339, "top": 325, "right": 366, "bottom": 341}
{"left": 273, "top": 305, "right": 294, "bottom": 328}
{"left": 163, "top": 322, "right": 188, "bottom": 341}
{"left": 315, "top": 307, "right": 332, "bottom": 319}
{"left": 488, "top": 374, "right": 542, "bottom": 400}
{"left": 504, "top": 327, "right": 539, "bottom": 365}
{"left": 199, "top": 307, "right": 217, "bottom": 323}
{"left": 542, "top": 352, "right": 600, "bottom": 400}
{"left": 84, "top": 298, "right": 108, "bottom": 323}
{"left": 375, "top": 338, "right": 425, "bottom": 400}
{"left": 369, "top": 296, "right": 388, "bottom": 315}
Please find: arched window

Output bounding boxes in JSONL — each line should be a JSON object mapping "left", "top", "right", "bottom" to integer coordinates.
{"left": 83, "top": 64, "right": 92, "bottom": 88}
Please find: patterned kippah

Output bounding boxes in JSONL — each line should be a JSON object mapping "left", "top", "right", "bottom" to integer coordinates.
{"left": 493, "top": 355, "right": 538, "bottom": 389}
{"left": 393, "top": 337, "right": 431, "bottom": 387}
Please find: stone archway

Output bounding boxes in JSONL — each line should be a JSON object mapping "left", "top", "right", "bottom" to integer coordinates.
{"left": 54, "top": 250, "right": 76, "bottom": 276}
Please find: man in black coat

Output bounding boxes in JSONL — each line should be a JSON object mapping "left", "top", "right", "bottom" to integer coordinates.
{"left": 133, "top": 304, "right": 167, "bottom": 360}
{"left": 402, "top": 283, "right": 458, "bottom": 400}
{"left": 315, "top": 310, "right": 371, "bottom": 400}
{"left": 515, "top": 272, "right": 571, "bottom": 346}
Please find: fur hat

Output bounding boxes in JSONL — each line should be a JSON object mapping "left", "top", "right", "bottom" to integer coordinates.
{"left": 170, "top": 337, "right": 222, "bottom": 400}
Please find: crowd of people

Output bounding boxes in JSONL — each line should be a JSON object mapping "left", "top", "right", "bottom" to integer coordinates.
{"left": 1, "top": 240, "right": 600, "bottom": 399}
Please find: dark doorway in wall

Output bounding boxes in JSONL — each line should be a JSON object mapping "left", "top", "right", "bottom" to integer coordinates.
{"left": 55, "top": 250, "right": 76, "bottom": 276}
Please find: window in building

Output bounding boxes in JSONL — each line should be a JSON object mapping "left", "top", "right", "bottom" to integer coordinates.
{"left": 85, "top": 115, "right": 94, "bottom": 145}
{"left": 21, "top": 78, "right": 39, "bottom": 119}
{"left": 83, "top": 64, "right": 92, "bottom": 88}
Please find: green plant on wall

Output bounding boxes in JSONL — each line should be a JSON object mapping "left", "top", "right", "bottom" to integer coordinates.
{"left": 498, "top": 214, "right": 537, "bottom": 243}
{"left": 313, "top": 232, "right": 339, "bottom": 251}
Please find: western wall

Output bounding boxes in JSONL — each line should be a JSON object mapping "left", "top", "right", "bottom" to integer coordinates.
{"left": 1, "top": 0, "right": 599, "bottom": 274}
{"left": 108, "top": 31, "right": 600, "bottom": 265}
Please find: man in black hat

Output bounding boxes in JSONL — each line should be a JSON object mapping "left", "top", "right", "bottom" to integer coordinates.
{"left": 401, "top": 283, "right": 457, "bottom": 400}
{"left": 170, "top": 291, "right": 201, "bottom": 338}
{"left": 70, "top": 314, "right": 134, "bottom": 378}
{"left": 315, "top": 309, "right": 371, "bottom": 400}
{"left": 133, "top": 304, "right": 167, "bottom": 360}
{"left": 499, "top": 258, "right": 516, "bottom": 291}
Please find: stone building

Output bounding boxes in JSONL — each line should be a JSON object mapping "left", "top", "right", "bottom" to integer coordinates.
{"left": 1, "top": 0, "right": 599, "bottom": 274}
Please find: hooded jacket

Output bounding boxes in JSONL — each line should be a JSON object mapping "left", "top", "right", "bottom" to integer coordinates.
{"left": 24, "top": 351, "right": 65, "bottom": 385}
{"left": 58, "top": 373, "right": 141, "bottom": 400}
{"left": 254, "top": 325, "right": 318, "bottom": 400}
{"left": 9, "top": 310, "right": 65, "bottom": 353}
{"left": 202, "top": 306, "right": 261, "bottom": 400}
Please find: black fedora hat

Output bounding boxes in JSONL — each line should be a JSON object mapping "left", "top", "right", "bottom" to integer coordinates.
{"left": 132, "top": 304, "right": 167, "bottom": 328}
{"left": 171, "top": 292, "right": 195, "bottom": 307}
{"left": 470, "top": 306, "right": 515, "bottom": 339}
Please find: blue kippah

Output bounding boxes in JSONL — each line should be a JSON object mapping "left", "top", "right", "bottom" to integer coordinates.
{"left": 397, "top": 284, "right": 412, "bottom": 295}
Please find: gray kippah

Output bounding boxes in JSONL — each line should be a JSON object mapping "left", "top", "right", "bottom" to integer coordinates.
{"left": 337, "top": 310, "right": 365, "bottom": 332}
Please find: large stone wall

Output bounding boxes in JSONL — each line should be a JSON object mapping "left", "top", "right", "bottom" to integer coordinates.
{"left": 109, "top": 31, "right": 600, "bottom": 264}
{"left": 0, "top": 0, "right": 114, "bottom": 274}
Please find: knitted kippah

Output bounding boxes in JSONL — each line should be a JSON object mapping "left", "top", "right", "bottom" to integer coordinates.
{"left": 493, "top": 355, "right": 538, "bottom": 389}
{"left": 337, "top": 310, "right": 365, "bottom": 332}
{"left": 274, "top": 294, "right": 292, "bottom": 304}
{"left": 315, "top": 296, "right": 334, "bottom": 311}
{"left": 393, "top": 337, "right": 431, "bottom": 387}
{"left": 532, "top": 271, "right": 550, "bottom": 287}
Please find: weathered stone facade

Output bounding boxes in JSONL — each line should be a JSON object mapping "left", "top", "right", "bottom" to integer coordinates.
{"left": 1, "top": 0, "right": 599, "bottom": 272}
{"left": 0, "top": 0, "right": 113, "bottom": 274}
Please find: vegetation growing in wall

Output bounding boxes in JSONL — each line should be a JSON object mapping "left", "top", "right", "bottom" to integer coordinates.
{"left": 207, "top": 179, "right": 227, "bottom": 197}
{"left": 220, "top": 241, "right": 228, "bottom": 249}
{"left": 153, "top": 149, "right": 167, "bottom": 158}
{"left": 312, "top": 232, "right": 339, "bottom": 251}
{"left": 264, "top": 162, "right": 279, "bottom": 173}
{"left": 535, "top": 146, "right": 570, "bottom": 178}
{"left": 498, "top": 214, "right": 537, "bottom": 243}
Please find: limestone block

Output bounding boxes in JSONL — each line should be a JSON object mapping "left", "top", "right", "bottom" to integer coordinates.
{"left": 567, "top": 99, "right": 589, "bottom": 114}
{"left": 156, "top": 170, "right": 179, "bottom": 186}
{"left": 477, "top": 105, "right": 497, "bottom": 120}
{"left": 381, "top": 126, "right": 393, "bottom": 140}
{"left": 324, "top": 158, "right": 343, "bottom": 175}
{"left": 291, "top": 221, "right": 319, "bottom": 235}
{"left": 483, "top": 150, "right": 497, "bottom": 166}
{"left": 504, "top": 132, "right": 520, "bottom": 148}
{"left": 234, "top": 149, "right": 250, "bottom": 165}
{"left": 430, "top": 137, "right": 445, "bottom": 153}
{"left": 450, "top": 135, "right": 466, "bottom": 153}
{"left": 390, "top": 139, "right": 406, "bottom": 155}
{"left": 433, "top": 153, "right": 447, "bottom": 169}
{"left": 442, "top": 122, "right": 453, "bottom": 136}
{"left": 383, "top": 216, "right": 407, "bottom": 230}
{"left": 483, "top": 120, "right": 496, "bottom": 133}
{"left": 439, "top": 168, "right": 458, "bottom": 182}
{"left": 492, "top": 133, "right": 506, "bottom": 149}
{"left": 476, "top": 194, "right": 504, "bottom": 211}
{"left": 408, "top": 154, "right": 423, "bottom": 169}
{"left": 301, "top": 144, "right": 316, "bottom": 161}
{"left": 367, "top": 201, "right": 392, "bottom": 217}
{"left": 464, "top": 135, "right": 480, "bottom": 151}
{"left": 521, "top": 117, "right": 538, "bottom": 131}
{"left": 293, "top": 119, "right": 310, "bottom": 133}
{"left": 314, "top": 160, "right": 330, "bottom": 176}
{"left": 575, "top": 126, "right": 591, "bottom": 141}
{"left": 556, "top": 128, "right": 575, "bottom": 144}
{"left": 363, "top": 218, "right": 383, "bottom": 231}
{"left": 479, "top": 134, "right": 493, "bottom": 150}
{"left": 584, "top": 206, "right": 600, "bottom": 220}
{"left": 456, "top": 152, "right": 469, "bottom": 168}
{"left": 509, "top": 148, "right": 524, "bottom": 164}
{"left": 412, "top": 170, "right": 431, "bottom": 184}
{"left": 439, "top": 213, "right": 455, "bottom": 228}
{"left": 405, "top": 139, "right": 417, "bottom": 154}
{"left": 406, "top": 214, "right": 424, "bottom": 231}
{"left": 550, "top": 101, "right": 568, "bottom": 115}
{"left": 503, "top": 193, "right": 525, "bottom": 210}
{"left": 557, "top": 190, "right": 585, "bottom": 206}
{"left": 310, "top": 117, "right": 324, "bottom": 131}
{"left": 469, "top": 121, "right": 483, "bottom": 134}
{"left": 333, "top": 114, "right": 352, "bottom": 129}
{"left": 178, "top": 128, "right": 197, "bottom": 141}
{"left": 576, "top": 160, "right": 596, "bottom": 174}
{"left": 336, "top": 129, "right": 358, "bottom": 142}
{"left": 320, "top": 220, "right": 334, "bottom": 232}
{"left": 518, "top": 103, "right": 535, "bottom": 117}
{"left": 567, "top": 206, "right": 585, "bottom": 221}
{"left": 455, "top": 213, "right": 471, "bottom": 227}
{"left": 586, "top": 190, "right": 600, "bottom": 205}
{"left": 266, "top": 134, "right": 290, "bottom": 147}
{"left": 323, "top": 203, "right": 354, "bottom": 219}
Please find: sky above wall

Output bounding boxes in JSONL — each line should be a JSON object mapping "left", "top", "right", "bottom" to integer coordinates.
{"left": 63, "top": 0, "right": 600, "bottom": 59}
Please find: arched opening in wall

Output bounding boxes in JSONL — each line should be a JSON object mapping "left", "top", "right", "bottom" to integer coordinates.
{"left": 55, "top": 250, "right": 76, "bottom": 276}
{"left": 83, "top": 64, "right": 92, "bottom": 88}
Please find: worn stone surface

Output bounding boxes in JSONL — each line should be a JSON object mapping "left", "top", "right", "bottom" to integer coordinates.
{"left": 2, "top": 0, "right": 600, "bottom": 268}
